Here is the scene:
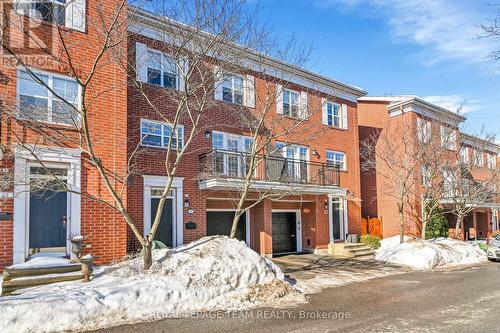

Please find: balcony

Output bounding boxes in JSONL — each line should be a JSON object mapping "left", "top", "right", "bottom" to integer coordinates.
{"left": 198, "top": 149, "right": 344, "bottom": 195}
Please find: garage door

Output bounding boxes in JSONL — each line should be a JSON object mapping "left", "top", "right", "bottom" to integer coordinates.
{"left": 272, "top": 212, "right": 297, "bottom": 254}
{"left": 207, "top": 211, "right": 246, "bottom": 242}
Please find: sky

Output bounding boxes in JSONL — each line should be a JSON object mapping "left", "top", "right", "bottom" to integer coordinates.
{"left": 253, "top": 0, "right": 500, "bottom": 136}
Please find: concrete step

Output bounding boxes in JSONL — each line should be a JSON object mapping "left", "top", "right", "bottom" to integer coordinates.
{"left": 2, "top": 271, "right": 84, "bottom": 295}
{"left": 349, "top": 249, "right": 373, "bottom": 257}
{"left": 344, "top": 243, "right": 370, "bottom": 249}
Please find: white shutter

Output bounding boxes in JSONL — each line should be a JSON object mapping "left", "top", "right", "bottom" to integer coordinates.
{"left": 321, "top": 98, "right": 328, "bottom": 125}
{"left": 300, "top": 91, "right": 308, "bottom": 119}
{"left": 177, "top": 58, "right": 188, "bottom": 92}
{"left": 135, "top": 42, "right": 148, "bottom": 83}
{"left": 245, "top": 75, "right": 255, "bottom": 108}
{"left": 341, "top": 104, "right": 348, "bottom": 129}
{"left": 276, "top": 84, "right": 283, "bottom": 114}
{"left": 65, "top": 0, "right": 86, "bottom": 32}
{"left": 214, "top": 66, "right": 223, "bottom": 101}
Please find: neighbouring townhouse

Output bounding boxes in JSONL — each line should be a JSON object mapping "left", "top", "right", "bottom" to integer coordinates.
{"left": 0, "top": 0, "right": 129, "bottom": 270}
{"left": 126, "top": 8, "right": 366, "bottom": 258}
{"left": 358, "top": 96, "right": 500, "bottom": 240}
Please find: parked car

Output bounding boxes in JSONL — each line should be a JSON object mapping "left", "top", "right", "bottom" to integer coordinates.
{"left": 487, "top": 235, "right": 500, "bottom": 261}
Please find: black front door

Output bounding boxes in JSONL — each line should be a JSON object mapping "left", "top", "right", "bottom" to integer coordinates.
{"left": 206, "top": 211, "right": 246, "bottom": 242}
{"left": 332, "top": 201, "right": 341, "bottom": 240}
{"left": 29, "top": 189, "right": 67, "bottom": 249}
{"left": 151, "top": 198, "right": 173, "bottom": 247}
{"left": 272, "top": 212, "right": 297, "bottom": 254}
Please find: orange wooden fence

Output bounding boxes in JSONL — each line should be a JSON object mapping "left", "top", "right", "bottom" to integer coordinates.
{"left": 361, "top": 217, "right": 383, "bottom": 238}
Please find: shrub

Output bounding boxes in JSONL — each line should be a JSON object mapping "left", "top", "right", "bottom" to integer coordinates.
{"left": 360, "top": 234, "right": 381, "bottom": 249}
{"left": 425, "top": 205, "right": 449, "bottom": 239}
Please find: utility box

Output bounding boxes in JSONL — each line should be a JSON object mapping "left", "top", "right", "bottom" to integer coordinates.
{"left": 346, "top": 234, "right": 360, "bottom": 243}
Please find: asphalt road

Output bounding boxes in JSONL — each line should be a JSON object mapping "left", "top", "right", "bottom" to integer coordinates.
{"left": 91, "top": 262, "right": 500, "bottom": 333}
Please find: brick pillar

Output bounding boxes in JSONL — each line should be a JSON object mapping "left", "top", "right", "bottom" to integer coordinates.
{"left": 251, "top": 199, "right": 272, "bottom": 258}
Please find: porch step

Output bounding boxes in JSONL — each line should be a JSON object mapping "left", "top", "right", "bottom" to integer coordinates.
{"left": 342, "top": 244, "right": 374, "bottom": 258}
{"left": 2, "top": 257, "right": 83, "bottom": 296}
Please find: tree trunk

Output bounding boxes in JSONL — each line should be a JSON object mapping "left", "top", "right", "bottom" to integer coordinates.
{"left": 421, "top": 221, "right": 427, "bottom": 241}
{"left": 398, "top": 203, "right": 405, "bottom": 244}
{"left": 229, "top": 210, "right": 242, "bottom": 239}
{"left": 143, "top": 238, "right": 153, "bottom": 270}
{"left": 454, "top": 215, "right": 464, "bottom": 239}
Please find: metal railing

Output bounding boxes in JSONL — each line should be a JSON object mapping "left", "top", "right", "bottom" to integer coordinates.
{"left": 199, "top": 149, "right": 340, "bottom": 187}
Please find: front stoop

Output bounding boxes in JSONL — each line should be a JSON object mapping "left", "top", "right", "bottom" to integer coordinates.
{"left": 328, "top": 243, "right": 375, "bottom": 259}
{"left": 2, "top": 263, "right": 83, "bottom": 296}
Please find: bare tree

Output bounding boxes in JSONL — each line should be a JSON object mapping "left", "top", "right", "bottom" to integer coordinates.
{"left": 481, "top": 4, "right": 500, "bottom": 61}
{"left": 0, "top": 0, "right": 291, "bottom": 269}
{"left": 445, "top": 133, "right": 499, "bottom": 239}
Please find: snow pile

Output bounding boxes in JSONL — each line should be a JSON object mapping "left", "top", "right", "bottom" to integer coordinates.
{"left": 8, "top": 256, "right": 77, "bottom": 270}
{"left": 375, "top": 236, "right": 487, "bottom": 270}
{"left": 0, "top": 236, "right": 287, "bottom": 333}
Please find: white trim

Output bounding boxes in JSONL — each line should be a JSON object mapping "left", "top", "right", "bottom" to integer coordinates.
{"left": 13, "top": 146, "right": 81, "bottom": 264}
{"left": 343, "top": 198, "right": 349, "bottom": 240}
{"left": 328, "top": 195, "right": 346, "bottom": 243}
{"left": 140, "top": 118, "right": 185, "bottom": 149}
{"left": 199, "top": 178, "right": 347, "bottom": 196}
{"left": 271, "top": 209, "right": 302, "bottom": 253}
{"left": 143, "top": 175, "right": 184, "bottom": 246}
{"left": 205, "top": 209, "right": 251, "bottom": 246}
{"left": 325, "top": 149, "right": 347, "bottom": 171}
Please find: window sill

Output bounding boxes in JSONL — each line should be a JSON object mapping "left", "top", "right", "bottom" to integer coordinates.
{"left": 140, "top": 144, "right": 182, "bottom": 152}
{"left": 15, "top": 116, "right": 80, "bottom": 131}
{"left": 215, "top": 98, "right": 250, "bottom": 108}
{"left": 323, "top": 124, "right": 348, "bottom": 131}
{"left": 18, "top": 14, "right": 87, "bottom": 35}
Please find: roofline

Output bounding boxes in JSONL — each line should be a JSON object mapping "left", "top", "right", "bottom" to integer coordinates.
{"left": 461, "top": 133, "right": 500, "bottom": 154}
{"left": 358, "top": 96, "right": 416, "bottom": 102}
{"left": 128, "top": 7, "right": 367, "bottom": 99}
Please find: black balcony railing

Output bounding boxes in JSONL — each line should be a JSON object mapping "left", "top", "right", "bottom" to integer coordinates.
{"left": 199, "top": 149, "right": 340, "bottom": 187}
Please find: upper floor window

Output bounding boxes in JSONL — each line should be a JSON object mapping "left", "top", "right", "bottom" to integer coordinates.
{"left": 140, "top": 119, "right": 184, "bottom": 149}
{"left": 326, "top": 150, "right": 346, "bottom": 170}
{"left": 17, "top": 69, "right": 80, "bottom": 125}
{"left": 222, "top": 75, "right": 244, "bottom": 105}
{"left": 146, "top": 50, "right": 177, "bottom": 89}
{"left": 473, "top": 149, "right": 484, "bottom": 168}
{"left": 14, "top": 0, "right": 86, "bottom": 32}
{"left": 321, "top": 99, "right": 348, "bottom": 130}
{"left": 276, "top": 85, "right": 308, "bottom": 119}
{"left": 460, "top": 147, "right": 469, "bottom": 164}
{"left": 275, "top": 142, "right": 308, "bottom": 161}
{"left": 487, "top": 153, "right": 497, "bottom": 170}
{"left": 136, "top": 42, "right": 188, "bottom": 91}
{"left": 440, "top": 125, "right": 457, "bottom": 150}
{"left": 421, "top": 165, "right": 431, "bottom": 187}
{"left": 442, "top": 169, "right": 455, "bottom": 198}
{"left": 214, "top": 67, "right": 255, "bottom": 108}
{"left": 417, "top": 118, "right": 431, "bottom": 143}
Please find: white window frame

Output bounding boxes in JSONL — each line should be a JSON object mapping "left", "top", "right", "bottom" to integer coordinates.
{"left": 421, "top": 165, "right": 431, "bottom": 187}
{"left": 15, "top": 0, "right": 86, "bottom": 32}
{"left": 460, "top": 146, "right": 469, "bottom": 164}
{"left": 473, "top": 149, "right": 484, "bottom": 168}
{"left": 16, "top": 68, "right": 81, "bottom": 125}
{"left": 440, "top": 125, "right": 457, "bottom": 151}
{"left": 487, "top": 153, "right": 497, "bottom": 170}
{"left": 221, "top": 74, "right": 245, "bottom": 105}
{"left": 327, "top": 102, "right": 341, "bottom": 128}
{"left": 140, "top": 118, "right": 184, "bottom": 150}
{"left": 275, "top": 142, "right": 309, "bottom": 182}
{"left": 417, "top": 118, "right": 431, "bottom": 143}
{"left": 326, "top": 150, "right": 346, "bottom": 171}
{"left": 146, "top": 49, "right": 179, "bottom": 89}
{"left": 282, "top": 88, "right": 301, "bottom": 118}
{"left": 212, "top": 131, "right": 253, "bottom": 178}
{"left": 442, "top": 169, "right": 455, "bottom": 198}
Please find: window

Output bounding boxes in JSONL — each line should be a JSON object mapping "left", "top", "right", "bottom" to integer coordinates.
{"left": 222, "top": 75, "right": 244, "bottom": 105}
{"left": 417, "top": 118, "right": 431, "bottom": 143}
{"left": 212, "top": 131, "right": 252, "bottom": 152}
{"left": 15, "top": 0, "right": 86, "bottom": 32}
{"left": 440, "top": 125, "right": 457, "bottom": 150}
{"left": 326, "top": 150, "right": 346, "bottom": 171}
{"left": 146, "top": 50, "right": 177, "bottom": 89}
{"left": 140, "top": 119, "right": 184, "bottom": 149}
{"left": 473, "top": 149, "right": 484, "bottom": 167}
{"left": 211, "top": 131, "right": 252, "bottom": 178}
{"left": 327, "top": 103, "right": 341, "bottom": 127}
{"left": 283, "top": 89, "right": 300, "bottom": 118}
{"left": 17, "top": 69, "right": 80, "bottom": 125}
{"left": 421, "top": 165, "right": 431, "bottom": 187}
{"left": 487, "top": 153, "right": 497, "bottom": 170}
{"left": 442, "top": 169, "right": 455, "bottom": 198}
{"left": 460, "top": 147, "right": 469, "bottom": 164}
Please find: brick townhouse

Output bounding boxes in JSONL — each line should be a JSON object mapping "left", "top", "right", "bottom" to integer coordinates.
{"left": 0, "top": 0, "right": 128, "bottom": 270}
{"left": 126, "top": 8, "right": 366, "bottom": 258}
{"left": 358, "top": 96, "right": 500, "bottom": 240}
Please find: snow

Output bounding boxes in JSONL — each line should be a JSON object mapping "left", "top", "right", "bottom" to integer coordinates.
{"left": 8, "top": 256, "right": 77, "bottom": 270}
{"left": 375, "top": 236, "right": 488, "bottom": 270}
{"left": 0, "top": 236, "right": 288, "bottom": 333}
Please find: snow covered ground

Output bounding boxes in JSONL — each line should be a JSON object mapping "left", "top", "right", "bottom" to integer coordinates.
{"left": 0, "top": 236, "right": 298, "bottom": 333}
{"left": 375, "top": 236, "right": 488, "bottom": 270}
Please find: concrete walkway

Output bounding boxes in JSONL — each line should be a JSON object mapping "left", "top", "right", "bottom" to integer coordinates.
{"left": 272, "top": 253, "right": 408, "bottom": 293}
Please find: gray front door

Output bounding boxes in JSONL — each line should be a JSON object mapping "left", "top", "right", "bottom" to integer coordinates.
{"left": 29, "top": 189, "right": 67, "bottom": 249}
{"left": 151, "top": 198, "right": 173, "bottom": 247}
{"left": 206, "top": 211, "right": 246, "bottom": 241}
{"left": 272, "top": 212, "right": 297, "bottom": 254}
{"left": 332, "top": 201, "right": 341, "bottom": 240}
